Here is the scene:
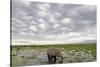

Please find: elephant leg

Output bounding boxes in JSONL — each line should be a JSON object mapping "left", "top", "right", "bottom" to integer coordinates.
{"left": 53, "top": 56, "right": 56, "bottom": 63}
{"left": 47, "top": 55, "right": 53, "bottom": 64}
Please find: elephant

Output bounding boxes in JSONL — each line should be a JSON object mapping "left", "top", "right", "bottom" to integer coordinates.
{"left": 47, "top": 48, "right": 63, "bottom": 64}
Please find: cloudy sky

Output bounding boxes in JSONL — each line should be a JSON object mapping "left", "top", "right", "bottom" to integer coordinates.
{"left": 11, "top": 0, "right": 97, "bottom": 45}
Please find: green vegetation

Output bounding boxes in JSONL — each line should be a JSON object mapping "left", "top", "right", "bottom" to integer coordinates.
{"left": 11, "top": 43, "right": 96, "bottom": 66}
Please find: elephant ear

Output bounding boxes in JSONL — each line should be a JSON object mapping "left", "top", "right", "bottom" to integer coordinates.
{"left": 56, "top": 49, "right": 63, "bottom": 63}
{"left": 56, "top": 49, "right": 62, "bottom": 56}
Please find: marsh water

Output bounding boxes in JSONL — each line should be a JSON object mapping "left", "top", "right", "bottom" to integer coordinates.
{"left": 11, "top": 44, "right": 96, "bottom": 66}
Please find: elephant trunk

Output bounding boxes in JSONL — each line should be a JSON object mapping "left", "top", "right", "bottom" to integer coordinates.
{"left": 59, "top": 56, "right": 63, "bottom": 63}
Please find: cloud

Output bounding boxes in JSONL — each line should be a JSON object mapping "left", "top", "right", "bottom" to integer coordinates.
{"left": 29, "top": 25, "right": 37, "bottom": 31}
{"left": 48, "top": 15, "right": 57, "bottom": 23}
{"left": 39, "top": 23, "right": 46, "bottom": 30}
{"left": 53, "top": 23, "right": 60, "bottom": 28}
{"left": 13, "top": 0, "right": 31, "bottom": 7}
{"left": 37, "top": 18, "right": 45, "bottom": 23}
{"left": 11, "top": 1, "right": 97, "bottom": 44}
{"left": 37, "top": 11, "right": 48, "bottom": 17}
{"left": 60, "top": 18, "right": 72, "bottom": 23}
{"left": 37, "top": 3, "right": 50, "bottom": 11}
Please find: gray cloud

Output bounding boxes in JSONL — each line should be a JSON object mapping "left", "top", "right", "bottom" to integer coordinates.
{"left": 11, "top": 0, "right": 97, "bottom": 44}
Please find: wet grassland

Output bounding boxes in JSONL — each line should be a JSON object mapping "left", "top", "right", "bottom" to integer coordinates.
{"left": 11, "top": 43, "right": 96, "bottom": 66}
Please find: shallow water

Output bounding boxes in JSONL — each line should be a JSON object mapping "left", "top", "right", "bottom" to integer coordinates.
{"left": 11, "top": 47, "right": 96, "bottom": 66}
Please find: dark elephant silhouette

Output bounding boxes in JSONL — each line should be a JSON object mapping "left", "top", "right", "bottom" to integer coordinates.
{"left": 47, "top": 48, "right": 63, "bottom": 64}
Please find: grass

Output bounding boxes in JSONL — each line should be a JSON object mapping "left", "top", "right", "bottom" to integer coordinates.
{"left": 11, "top": 43, "right": 96, "bottom": 66}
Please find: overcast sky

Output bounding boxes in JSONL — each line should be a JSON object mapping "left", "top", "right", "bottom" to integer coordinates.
{"left": 11, "top": 0, "right": 97, "bottom": 44}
